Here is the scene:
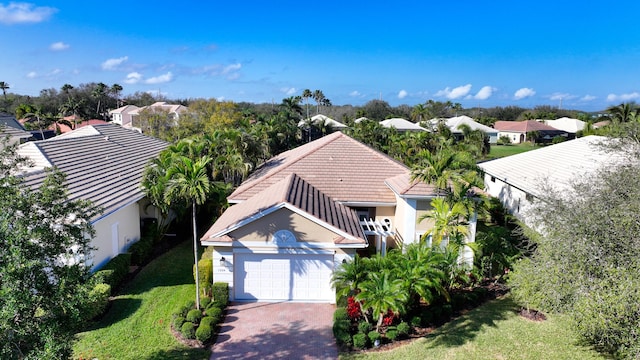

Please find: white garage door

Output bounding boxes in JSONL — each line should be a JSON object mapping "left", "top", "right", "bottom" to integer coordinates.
{"left": 235, "top": 253, "right": 334, "bottom": 302}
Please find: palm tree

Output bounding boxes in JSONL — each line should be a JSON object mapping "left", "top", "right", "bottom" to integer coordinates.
{"left": 312, "top": 89, "right": 325, "bottom": 114}
{"left": 280, "top": 96, "right": 303, "bottom": 118}
{"left": 302, "top": 89, "right": 312, "bottom": 120}
{"left": 411, "top": 103, "right": 428, "bottom": 123}
{"left": 420, "top": 197, "right": 469, "bottom": 252}
{"left": 0, "top": 81, "right": 9, "bottom": 101}
{"left": 607, "top": 102, "right": 637, "bottom": 124}
{"left": 412, "top": 149, "right": 459, "bottom": 194}
{"left": 331, "top": 254, "right": 368, "bottom": 299}
{"left": 92, "top": 82, "right": 108, "bottom": 118}
{"left": 165, "top": 155, "right": 213, "bottom": 309}
{"left": 111, "top": 83, "right": 123, "bottom": 108}
{"left": 389, "top": 244, "right": 448, "bottom": 307}
{"left": 355, "top": 272, "right": 407, "bottom": 331}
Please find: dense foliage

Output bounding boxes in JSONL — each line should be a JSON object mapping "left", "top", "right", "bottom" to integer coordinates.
{"left": 508, "top": 145, "right": 640, "bottom": 358}
{"left": 0, "top": 141, "right": 98, "bottom": 359}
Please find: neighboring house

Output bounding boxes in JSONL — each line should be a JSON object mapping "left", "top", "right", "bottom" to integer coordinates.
{"left": 380, "top": 118, "right": 427, "bottom": 132}
{"left": 0, "top": 112, "right": 32, "bottom": 148}
{"left": 543, "top": 117, "right": 586, "bottom": 134}
{"left": 429, "top": 116, "right": 499, "bottom": 143}
{"left": 478, "top": 135, "right": 623, "bottom": 224}
{"left": 201, "top": 132, "right": 476, "bottom": 303}
{"left": 298, "top": 114, "right": 348, "bottom": 130}
{"left": 54, "top": 118, "right": 109, "bottom": 134}
{"left": 592, "top": 120, "right": 610, "bottom": 129}
{"left": 493, "top": 120, "right": 569, "bottom": 144}
{"left": 17, "top": 124, "right": 168, "bottom": 270}
{"left": 109, "top": 105, "right": 140, "bottom": 127}
{"left": 353, "top": 116, "right": 369, "bottom": 123}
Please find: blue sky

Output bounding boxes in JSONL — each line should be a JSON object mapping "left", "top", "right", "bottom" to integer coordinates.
{"left": 2, "top": 1, "right": 640, "bottom": 111}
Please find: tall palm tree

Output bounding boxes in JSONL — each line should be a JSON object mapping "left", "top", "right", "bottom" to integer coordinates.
{"left": 607, "top": 102, "right": 637, "bottom": 124}
{"left": 420, "top": 197, "right": 469, "bottom": 251}
{"left": 411, "top": 103, "right": 428, "bottom": 123}
{"left": 92, "top": 82, "right": 108, "bottom": 118}
{"left": 165, "top": 155, "right": 213, "bottom": 309}
{"left": 111, "top": 83, "right": 123, "bottom": 108}
{"left": 302, "top": 89, "right": 312, "bottom": 120}
{"left": 0, "top": 81, "right": 9, "bottom": 101}
{"left": 312, "top": 89, "right": 325, "bottom": 114}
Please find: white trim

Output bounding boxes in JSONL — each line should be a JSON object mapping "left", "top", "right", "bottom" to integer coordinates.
{"left": 233, "top": 247, "right": 335, "bottom": 255}
{"left": 337, "top": 201, "right": 396, "bottom": 207}
{"left": 206, "top": 204, "right": 283, "bottom": 239}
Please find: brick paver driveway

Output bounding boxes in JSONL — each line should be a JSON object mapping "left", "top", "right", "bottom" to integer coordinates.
{"left": 210, "top": 302, "right": 338, "bottom": 359}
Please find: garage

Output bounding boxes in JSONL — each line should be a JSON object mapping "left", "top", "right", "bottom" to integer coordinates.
{"left": 234, "top": 253, "right": 335, "bottom": 302}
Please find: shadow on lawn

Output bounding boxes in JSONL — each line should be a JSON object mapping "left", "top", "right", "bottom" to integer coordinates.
{"left": 423, "top": 297, "right": 518, "bottom": 349}
{"left": 144, "top": 347, "right": 210, "bottom": 360}
{"left": 84, "top": 297, "right": 142, "bottom": 331}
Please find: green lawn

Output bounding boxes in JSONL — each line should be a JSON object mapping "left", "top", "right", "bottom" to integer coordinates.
{"left": 487, "top": 143, "right": 538, "bottom": 159}
{"left": 340, "top": 297, "right": 604, "bottom": 360}
{"left": 73, "top": 241, "right": 210, "bottom": 360}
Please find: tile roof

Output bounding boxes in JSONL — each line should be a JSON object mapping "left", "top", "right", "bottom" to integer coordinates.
{"left": 543, "top": 117, "right": 586, "bottom": 133}
{"left": 434, "top": 116, "right": 498, "bottom": 134}
{"left": 229, "top": 132, "right": 430, "bottom": 204}
{"left": 380, "top": 118, "right": 427, "bottom": 131}
{"left": 202, "top": 173, "right": 366, "bottom": 244}
{"left": 17, "top": 124, "right": 168, "bottom": 221}
{"left": 385, "top": 173, "right": 441, "bottom": 197}
{"left": 493, "top": 120, "right": 562, "bottom": 133}
{"left": 298, "top": 114, "right": 348, "bottom": 129}
{"left": 0, "top": 113, "right": 32, "bottom": 140}
{"left": 478, "top": 135, "right": 625, "bottom": 197}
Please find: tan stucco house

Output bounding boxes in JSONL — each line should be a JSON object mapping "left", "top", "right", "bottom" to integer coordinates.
{"left": 201, "top": 132, "right": 476, "bottom": 303}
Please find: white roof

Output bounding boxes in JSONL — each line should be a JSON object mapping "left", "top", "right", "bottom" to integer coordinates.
{"left": 434, "top": 115, "right": 498, "bottom": 134}
{"left": 380, "top": 118, "right": 427, "bottom": 131}
{"left": 479, "top": 135, "right": 625, "bottom": 198}
{"left": 543, "top": 117, "right": 586, "bottom": 133}
{"left": 298, "top": 114, "right": 348, "bottom": 129}
{"left": 354, "top": 117, "right": 369, "bottom": 123}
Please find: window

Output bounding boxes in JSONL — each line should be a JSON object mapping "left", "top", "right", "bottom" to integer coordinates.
{"left": 526, "top": 193, "right": 535, "bottom": 203}
{"left": 490, "top": 176, "right": 496, "bottom": 183}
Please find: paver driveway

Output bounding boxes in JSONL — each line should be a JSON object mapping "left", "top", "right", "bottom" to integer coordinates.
{"left": 210, "top": 302, "right": 338, "bottom": 359}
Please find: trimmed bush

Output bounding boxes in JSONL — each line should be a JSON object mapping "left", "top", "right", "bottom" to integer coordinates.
{"left": 186, "top": 309, "right": 203, "bottom": 324}
{"left": 333, "top": 308, "right": 349, "bottom": 322}
{"left": 212, "top": 282, "right": 229, "bottom": 307}
{"left": 353, "top": 333, "right": 369, "bottom": 349}
{"left": 333, "top": 319, "right": 352, "bottom": 346}
{"left": 129, "top": 236, "right": 153, "bottom": 265}
{"left": 194, "top": 258, "right": 213, "bottom": 297}
{"left": 410, "top": 316, "right": 421, "bottom": 328}
{"left": 101, "top": 253, "right": 132, "bottom": 289}
{"left": 175, "top": 301, "right": 195, "bottom": 318}
{"left": 397, "top": 321, "right": 411, "bottom": 337}
{"left": 204, "top": 305, "right": 223, "bottom": 323}
{"left": 367, "top": 330, "right": 381, "bottom": 344}
{"left": 83, "top": 282, "right": 111, "bottom": 320}
{"left": 200, "top": 316, "right": 216, "bottom": 328}
{"left": 358, "top": 321, "right": 370, "bottom": 334}
{"left": 181, "top": 322, "right": 195, "bottom": 339}
{"left": 200, "top": 296, "right": 212, "bottom": 309}
{"left": 195, "top": 322, "right": 213, "bottom": 343}
{"left": 172, "top": 316, "right": 185, "bottom": 330}
{"left": 90, "top": 269, "right": 115, "bottom": 290}
{"left": 386, "top": 329, "right": 399, "bottom": 341}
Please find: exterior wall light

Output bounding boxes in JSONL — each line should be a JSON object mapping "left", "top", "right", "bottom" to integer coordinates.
{"left": 220, "top": 257, "right": 226, "bottom": 266}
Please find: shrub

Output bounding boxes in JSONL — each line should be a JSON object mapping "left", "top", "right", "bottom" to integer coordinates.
{"left": 181, "top": 322, "right": 195, "bottom": 339}
{"left": 186, "top": 309, "right": 203, "bottom": 324}
{"left": 212, "top": 282, "right": 229, "bottom": 307}
{"left": 397, "top": 321, "right": 411, "bottom": 337}
{"left": 204, "top": 306, "right": 223, "bottom": 323}
{"left": 175, "top": 301, "right": 195, "bottom": 318}
{"left": 129, "top": 236, "right": 153, "bottom": 265}
{"left": 367, "top": 330, "right": 381, "bottom": 344}
{"left": 346, "top": 296, "right": 362, "bottom": 320}
{"left": 200, "top": 316, "right": 216, "bottom": 328}
{"left": 200, "top": 296, "right": 212, "bottom": 309}
{"left": 172, "top": 316, "right": 185, "bottom": 330}
{"left": 333, "top": 308, "right": 349, "bottom": 322}
{"left": 497, "top": 135, "right": 511, "bottom": 145}
{"left": 194, "top": 258, "right": 213, "bottom": 297}
{"left": 90, "top": 270, "right": 114, "bottom": 290}
{"left": 410, "top": 316, "right": 421, "bottom": 328}
{"left": 358, "top": 321, "right": 370, "bottom": 334}
{"left": 333, "top": 319, "right": 352, "bottom": 346}
{"left": 101, "top": 253, "right": 132, "bottom": 289}
{"left": 353, "top": 333, "right": 369, "bottom": 349}
{"left": 83, "top": 282, "right": 111, "bottom": 320}
{"left": 195, "top": 323, "right": 213, "bottom": 343}
{"left": 386, "top": 329, "right": 399, "bottom": 341}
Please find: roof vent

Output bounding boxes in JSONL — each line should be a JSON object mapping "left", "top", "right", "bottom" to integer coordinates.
{"left": 104, "top": 135, "right": 110, "bottom": 141}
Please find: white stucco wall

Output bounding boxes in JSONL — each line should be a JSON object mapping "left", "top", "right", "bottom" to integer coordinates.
{"left": 91, "top": 201, "right": 141, "bottom": 270}
{"left": 483, "top": 173, "right": 535, "bottom": 223}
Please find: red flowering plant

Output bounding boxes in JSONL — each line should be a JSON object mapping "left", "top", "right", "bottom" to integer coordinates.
{"left": 381, "top": 309, "right": 396, "bottom": 326}
{"left": 346, "top": 296, "right": 362, "bottom": 320}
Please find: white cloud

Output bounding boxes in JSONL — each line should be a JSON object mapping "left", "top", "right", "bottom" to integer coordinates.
{"left": 581, "top": 95, "right": 596, "bottom": 102}
{"left": 398, "top": 90, "right": 408, "bottom": 99}
{"left": 514, "top": 87, "right": 536, "bottom": 100}
{"left": 471, "top": 86, "right": 494, "bottom": 100}
{"left": 49, "top": 41, "right": 69, "bottom": 51}
{"left": 280, "top": 87, "right": 296, "bottom": 96}
{"left": 0, "top": 2, "right": 57, "bottom": 25}
{"left": 607, "top": 92, "right": 640, "bottom": 102}
{"left": 222, "top": 63, "right": 241, "bottom": 74}
{"left": 26, "top": 71, "right": 37, "bottom": 78}
{"left": 124, "top": 72, "right": 142, "bottom": 84}
{"left": 435, "top": 84, "right": 472, "bottom": 99}
{"left": 549, "top": 92, "right": 570, "bottom": 101}
{"left": 50, "top": 68, "right": 61, "bottom": 75}
{"left": 145, "top": 72, "right": 173, "bottom": 84}
{"left": 101, "top": 56, "right": 129, "bottom": 70}
{"left": 349, "top": 90, "right": 361, "bottom": 97}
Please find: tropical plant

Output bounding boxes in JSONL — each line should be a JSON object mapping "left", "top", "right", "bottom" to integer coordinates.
{"left": 331, "top": 254, "right": 368, "bottom": 299}
{"left": 355, "top": 272, "right": 407, "bottom": 331}
{"left": 0, "top": 81, "right": 8, "bottom": 100}
{"left": 420, "top": 197, "right": 469, "bottom": 251}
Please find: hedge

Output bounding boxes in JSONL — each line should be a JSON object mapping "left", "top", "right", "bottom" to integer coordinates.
{"left": 100, "top": 253, "right": 131, "bottom": 289}
{"left": 212, "top": 282, "right": 229, "bottom": 307}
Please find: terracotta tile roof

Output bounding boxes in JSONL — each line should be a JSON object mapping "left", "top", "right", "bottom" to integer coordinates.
{"left": 202, "top": 173, "right": 366, "bottom": 244}
{"left": 493, "top": 120, "right": 562, "bottom": 133}
{"left": 385, "top": 173, "right": 440, "bottom": 197}
{"left": 229, "top": 132, "right": 415, "bottom": 204}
